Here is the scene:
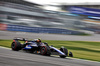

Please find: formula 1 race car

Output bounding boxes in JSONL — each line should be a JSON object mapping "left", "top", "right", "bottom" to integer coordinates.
{"left": 11, "top": 38, "right": 73, "bottom": 58}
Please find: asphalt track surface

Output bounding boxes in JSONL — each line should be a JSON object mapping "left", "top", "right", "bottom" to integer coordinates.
{"left": 0, "top": 47, "right": 100, "bottom": 66}
{"left": 0, "top": 31, "right": 100, "bottom": 41}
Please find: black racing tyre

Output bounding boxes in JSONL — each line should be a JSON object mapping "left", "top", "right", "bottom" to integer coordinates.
{"left": 60, "top": 55, "right": 66, "bottom": 58}
{"left": 11, "top": 41, "right": 22, "bottom": 51}
{"left": 40, "top": 46, "right": 51, "bottom": 56}
{"left": 69, "top": 51, "right": 73, "bottom": 57}
{"left": 60, "top": 48, "right": 68, "bottom": 58}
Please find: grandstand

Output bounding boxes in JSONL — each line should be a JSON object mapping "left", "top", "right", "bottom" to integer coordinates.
{"left": 61, "top": 3, "right": 100, "bottom": 33}
{"left": 0, "top": 0, "right": 83, "bottom": 28}
{"left": 2, "top": 0, "right": 99, "bottom": 34}
{"left": 0, "top": 0, "right": 59, "bottom": 27}
{"left": 0, "top": 0, "right": 86, "bottom": 35}
{"left": 61, "top": 2, "right": 100, "bottom": 10}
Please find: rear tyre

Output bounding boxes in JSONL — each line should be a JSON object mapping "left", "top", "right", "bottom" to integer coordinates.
{"left": 60, "top": 48, "right": 68, "bottom": 58}
{"left": 40, "top": 46, "right": 51, "bottom": 56}
{"left": 11, "top": 41, "right": 22, "bottom": 51}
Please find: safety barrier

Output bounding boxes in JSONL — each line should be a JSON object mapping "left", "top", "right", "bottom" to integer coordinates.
{"left": 0, "top": 23, "right": 83, "bottom": 35}
{"left": 0, "top": 23, "right": 7, "bottom": 30}
{"left": 80, "top": 27, "right": 100, "bottom": 32}
{"left": 7, "top": 24, "right": 83, "bottom": 35}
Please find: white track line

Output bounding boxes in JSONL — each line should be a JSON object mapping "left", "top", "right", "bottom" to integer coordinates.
{"left": 0, "top": 46, "right": 11, "bottom": 50}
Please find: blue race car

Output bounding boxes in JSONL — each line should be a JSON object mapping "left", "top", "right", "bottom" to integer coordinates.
{"left": 11, "top": 38, "right": 73, "bottom": 58}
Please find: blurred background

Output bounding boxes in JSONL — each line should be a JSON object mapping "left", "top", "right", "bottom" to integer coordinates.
{"left": 0, "top": 0, "right": 100, "bottom": 35}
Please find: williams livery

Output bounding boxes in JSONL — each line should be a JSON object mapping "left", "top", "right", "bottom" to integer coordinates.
{"left": 11, "top": 38, "right": 73, "bottom": 58}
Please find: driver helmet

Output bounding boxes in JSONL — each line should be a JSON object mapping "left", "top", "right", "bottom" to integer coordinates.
{"left": 38, "top": 38, "right": 41, "bottom": 42}
{"left": 34, "top": 39, "right": 41, "bottom": 42}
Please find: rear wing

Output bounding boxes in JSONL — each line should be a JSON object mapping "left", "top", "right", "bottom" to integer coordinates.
{"left": 13, "top": 37, "right": 28, "bottom": 41}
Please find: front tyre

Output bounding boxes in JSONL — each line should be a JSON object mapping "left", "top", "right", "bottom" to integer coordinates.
{"left": 11, "top": 41, "right": 22, "bottom": 51}
{"left": 60, "top": 48, "right": 68, "bottom": 58}
{"left": 69, "top": 51, "right": 73, "bottom": 57}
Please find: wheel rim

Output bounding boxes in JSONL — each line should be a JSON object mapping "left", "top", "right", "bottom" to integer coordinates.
{"left": 12, "top": 42, "right": 17, "bottom": 50}
{"left": 12, "top": 43, "right": 15, "bottom": 48}
{"left": 40, "top": 46, "right": 47, "bottom": 55}
{"left": 42, "top": 48, "right": 45, "bottom": 52}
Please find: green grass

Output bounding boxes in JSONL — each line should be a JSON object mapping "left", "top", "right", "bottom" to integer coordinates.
{"left": 0, "top": 40, "right": 13, "bottom": 48}
{"left": 0, "top": 39, "right": 100, "bottom": 62}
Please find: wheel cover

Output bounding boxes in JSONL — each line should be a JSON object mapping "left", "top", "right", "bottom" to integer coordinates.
{"left": 40, "top": 46, "right": 47, "bottom": 55}
{"left": 12, "top": 42, "right": 17, "bottom": 50}
{"left": 12, "top": 43, "right": 15, "bottom": 48}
